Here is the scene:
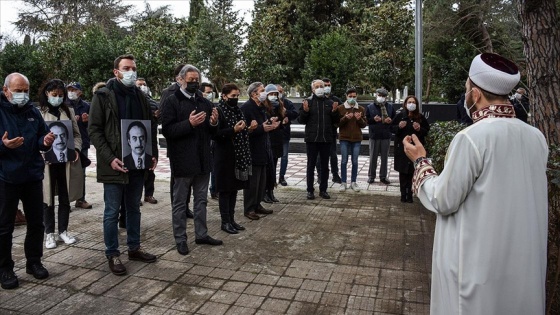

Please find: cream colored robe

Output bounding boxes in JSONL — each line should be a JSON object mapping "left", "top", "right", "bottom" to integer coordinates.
{"left": 416, "top": 118, "right": 548, "bottom": 315}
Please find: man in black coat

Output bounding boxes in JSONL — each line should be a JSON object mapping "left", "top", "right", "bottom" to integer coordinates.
{"left": 240, "top": 82, "right": 280, "bottom": 220}
{"left": 299, "top": 79, "right": 340, "bottom": 200}
{"left": 161, "top": 64, "right": 222, "bottom": 255}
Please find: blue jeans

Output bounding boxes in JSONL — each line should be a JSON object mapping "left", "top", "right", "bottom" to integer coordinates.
{"left": 279, "top": 140, "right": 290, "bottom": 178}
{"left": 340, "top": 140, "right": 361, "bottom": 183}
{"left": 103, "top": 171, "right": 144, "bottom": 257}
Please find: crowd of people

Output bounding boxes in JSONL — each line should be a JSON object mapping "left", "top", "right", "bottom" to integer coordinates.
{"left": 0, "top": 52, "right": 549, "bottom": 315}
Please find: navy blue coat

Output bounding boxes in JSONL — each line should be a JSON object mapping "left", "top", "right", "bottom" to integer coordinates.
{"left": 0, "top": 93, "right": 51, "bottom": 184}
{"left": 365, "top": 101, "right": 396, "bottom": 140}
{"left": 69, "top": 98, "right": 91, "bottom": 149}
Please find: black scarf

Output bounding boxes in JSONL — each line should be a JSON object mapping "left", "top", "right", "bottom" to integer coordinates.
{"left": 107, "top": 79, "right": 143, "bottom": 120}
{"left": 218, "top": 99, "right": 252, "bottom": 181}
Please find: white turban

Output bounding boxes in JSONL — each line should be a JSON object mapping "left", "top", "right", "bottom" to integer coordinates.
{"left": 468, "top": 53, "right": 520, "bottom": 95}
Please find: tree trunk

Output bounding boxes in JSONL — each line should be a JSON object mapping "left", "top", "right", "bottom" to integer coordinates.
{"left": 518, "top": 0, "right": 560, "bottom": 145}
{"left": 519, "top": 2, "right": 560, "bottom": 314}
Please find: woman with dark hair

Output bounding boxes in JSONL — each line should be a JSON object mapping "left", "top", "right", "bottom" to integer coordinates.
{"left": 38, "top": 79, "right": 83, "bottom": 248}
{"left": 262, "top": 84, "right": 285, "bottom": 203}
{"left": 213, "top": 83, "right": 252, "bottom": 234}
{"left": 392, "top": 95, "right": 430, "bottom": 203}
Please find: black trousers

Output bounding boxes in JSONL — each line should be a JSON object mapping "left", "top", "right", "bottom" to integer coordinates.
{"left": 399, "top": 172, "right": 413, "bottom": 197}
{"left": 144, "top": 170, "right": 155, "bottom": 197}
{"left": 306, "top": 142, "right": 331, "bottom": 193}
{"left": 218, "top": 190, "right": 238, "bottom": 223}
{"left": 0, "top": 179, "right": 44, "bottom": 272}
{"left": 243, "top": 165, "right": 266, "bottom": 213}
{"left": 44, "top": 163, "right": 70, "bottom": 234}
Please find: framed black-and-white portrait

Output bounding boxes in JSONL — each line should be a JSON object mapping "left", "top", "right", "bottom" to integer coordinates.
{"left": 44, "top": 120, "right": 75, "bottom": 164}
{"left": 121, "top": 119, "right": 152, "bottom": 170}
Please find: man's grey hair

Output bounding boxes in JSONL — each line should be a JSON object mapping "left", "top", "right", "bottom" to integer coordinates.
{"left": 247, "top": 82, "right": 263, "bottom": 96}
{"left": 179, "top": 64, "right": 201, "bottom": 80}
{"left": 311, "top": 79, "right": 324, "bottom": 90}
{"left": 3, "top": 73, "right": 29, "bottom": 88}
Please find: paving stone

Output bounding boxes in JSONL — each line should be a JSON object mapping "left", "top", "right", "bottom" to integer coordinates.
{"left": 234, "top": 293, "right": 265, "bottom": 309}
{"left": 243, "top": 283, "right": 273, "bottom": 297}
{"left": 224, "top": 305, "right": 257, "bottom": 315}
{"left": 42, "top": 292, "right": 140, "bottom": 315}
{"left": 269, "top": 287, "right": 297, "bottom": 300}
{"left": 196, "top": 301, "right": 230, "bottom": 315}
{"left": 104, "top": 276, "right": 168, "bottom": 303}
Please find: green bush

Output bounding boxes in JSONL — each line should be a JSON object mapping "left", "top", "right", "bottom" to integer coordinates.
{"left": 424, "top": 121, "right": 466, "bottom": 172}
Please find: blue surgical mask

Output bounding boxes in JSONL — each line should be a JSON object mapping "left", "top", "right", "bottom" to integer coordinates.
{"left": 8, "top": 89, "right": 30, "bottom": 107}
{"left": 118, "top": 70, "right": 137, "bottom": 87}
{"left": 347, "top": 98, "right": 356, "bottom": 105}
{"left": 463, "top": 89, "right": 476, "bottom": 118}
{"left": 48, "top": 96, "right": 64, "bottom": 107}
{"left": 267, "top": 95, "right": 278, "bottom": 102}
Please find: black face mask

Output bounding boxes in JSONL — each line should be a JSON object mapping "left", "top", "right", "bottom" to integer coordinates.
{"left": 226, "top": 98, "right": 239, "bottom": 107}
{"left": 186, "top": 82, "right": 199, "bottom": 93}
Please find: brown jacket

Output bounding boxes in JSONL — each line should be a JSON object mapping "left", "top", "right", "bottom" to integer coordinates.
{"left": 337, "top": 103, "right": 367, "bottom": 142}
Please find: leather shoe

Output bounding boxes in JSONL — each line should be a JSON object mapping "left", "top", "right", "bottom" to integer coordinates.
{"left": 221, "top": 223, "right": 239, "bottom": 234}
{"left": 75, "top": 200, "right": 93, "bottom": 209}
{"left": 108, "top": 255, "right": 127, "bottom": 276}
{"left": 279, "top": 177, "right": 287, "bottom": 186}
{"left": 319, "top": 191, "right": 331, "bottom": 199}
{"left": 263, "top": 193, "right": 274, "bottom": 203}
{"left": 186, "top": 208, "right": 194, "bottom": 219}
{"left": 210, "top": 192, "right": 219, "bottom": 200}
{"left": 128, "top": 247, "right": 157, "bottom": 263}
{"left": 244, "top": 212, "right": 260, "bottom": 220}
{"left": 367, "top": 178, "right": 375, "bottom": 184}
{"left": 231, "top": 221, "right": 245, "bottom": 230}
{"left": 270, "top": 191, "right": 279, "bottom": 203}
{"left": 195, "top": 236, "right": 223, "bottom": 246}
{"left": 1, "top": 270, "right": 18, "bottom": 289}
{"left": 380, "top": 178, "right": 391, "bottom": 185}
{"left": 144, "top": 196, "right": 158, "bottom": 204}
{"left": 176, "top": 241, "right": 189, "bottom": 255}
{"left": 256, "top": 205, "right": 273, "bottom": 215}
{"left": 332, "top": 174, "right": 342, "bottom": 184}
{"left": 307, "top": 192, "right": 315, "bottom": 200}
{"left": 26, "top": 263, "right": 49, "bottom": 279}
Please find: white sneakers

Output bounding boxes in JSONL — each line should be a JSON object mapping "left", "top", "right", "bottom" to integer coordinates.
{"left": 340, "top": 182, "right": 361, "bottom": 192}
{"left": 45, "top": 233, "right": 57, "bottom": 249}
{"left": 59, "top": 231, "right": 76, "bottom": 244}
{"left": 45, "top": 231, "right": 76, "bottom": 249}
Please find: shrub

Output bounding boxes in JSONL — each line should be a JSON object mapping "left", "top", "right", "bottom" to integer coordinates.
{"left": 424, "top": 120, "right": 466, "bottom": 172}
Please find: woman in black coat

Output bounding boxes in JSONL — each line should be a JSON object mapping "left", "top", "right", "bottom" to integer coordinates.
{"left": 392, "top": 95, "right": 430, "bottom": 203}
{"left": 213, "top": 84, "right": 252, "bottom": 234}
{"left": 262, "top": 84, "right": 286, "bottom": 203}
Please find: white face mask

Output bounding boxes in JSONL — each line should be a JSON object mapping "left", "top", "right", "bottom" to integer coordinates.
{"left": 314, "top": 87, "right": 325, "bottom": 97}
{"left": 406, "top": 103, "right": 416, "bottom": 111}
{"left": 139, "top": 85, "right": 149, "bottom": 94}
{"left": 8, "top": 89, "right": 30, "bottom": 107}
{"left": 67, "top": 91, "right": 79, "bottom": 100}
{"left": 376, "top": 96, "right": 386, "bottom": 103}
{"left": 463, "top": 89, "right": 476, "bottom": 118}
{"left": 324, "top": 86, "right": 331, "bottom": 94}
{"left": 347, "top": 97, "right": 357, "bottom": 105}
{"left": 278, "top": 93, "right": 283, "bottom": 99}
{"left": 118, "top": 70, "right": 137, "bottom": 87}
{"left": 257, "top": 91, "right": 267, "bottom": 103}
{"left": 268, "top": 95, "right": 278, "bottom": 102}
{"left": 514, "top": 93, "right": 522, "bottom": 100}
{"left": 48, "top": 96, "right": 64, "bottom": 107}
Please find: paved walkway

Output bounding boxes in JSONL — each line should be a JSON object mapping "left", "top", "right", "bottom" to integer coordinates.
{"left": 1, "top": 148, "right": 435, "bottom": 315}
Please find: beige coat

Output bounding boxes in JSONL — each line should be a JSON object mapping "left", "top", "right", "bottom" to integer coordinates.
{"left": 41, "top": 107, "right": 83, "bottom": 205}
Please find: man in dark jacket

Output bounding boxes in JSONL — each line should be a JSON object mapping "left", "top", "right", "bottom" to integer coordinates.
{"left": 316, "top": 78, "right": 342, "bottom": 184}
{"left": 366, "top": 88, "right": 395, "bottom": 185}
{"left": 89, "top": 54, "right": 158, "bottom": 276}
{"left": 299, "top": 79, "right": 340, "bottom": 200}
{"left": 276, "top": 84, "right": 298, "bottom": 186}
{"left": 161, "top": 64, "right": 222, "bottom": 256}
{"left": 0, "top": 72, "right": 55, "bottom": 290}
{"left": 241, "top": 82, "right": 280, "bottom": 220}
{"left": 67, "top": 81, "right": 93, "bottom": 209}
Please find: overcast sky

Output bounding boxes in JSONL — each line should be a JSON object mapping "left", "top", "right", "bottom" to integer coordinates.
{"left": 0, "top": 0, "right": 254, "bottom": 40}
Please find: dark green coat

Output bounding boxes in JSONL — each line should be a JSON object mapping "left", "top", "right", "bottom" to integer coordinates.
{"left": 88, "top": 81, "right": 158, "bottom": 184}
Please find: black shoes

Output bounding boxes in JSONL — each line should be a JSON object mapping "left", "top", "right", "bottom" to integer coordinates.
{"left": 380, "top": 178, "right": 391, "bottom": 185}
{"left": 269, "top": 191, "right": 279, "bottom": 202}
{"left": 1, "top": 270, "right": 19, "bottom": 289}
{"left": 263, "top": 192, "right": 274, "bottom": 203}
{"left": 26, "top": 263, "right": 49, "bottom": 280}
{"left": 367, "top": 178, "right": 375, "bottom": 184}
{"left": 108, "top": 255, "right": 126, "bottom": 276}
{"left": 279, "top": 177, "right": 287, "bottom": 186}
{"left": 195, "top": 236, "right": 223, "bottom": 246}
{"left": 128, "top": 247, "right": 157, "bottom": 263}
{"left": 255, "top": 205, "right": 273, "bottom": 215}
{"left": 244, "top": 212, "right": 260, "bottom": 220}
{"left": 210, "top": 192, "right": 219, "bottom": 200}
{"left": 307, "top": 192, "right": 315, "bottom": 200}
{"left": 186, "top": 208, "right": 194, "bottom": 219}
{"left": 176, "top": 241, "right": 189, "bottom": 255}
{"left": 221, "top": 223, "right": 239, "bottom": 234}
{"left": 332, "top": 174, "right": 342, "bottom": 184}
{"left": 231, "top": 221, "right": 245, "bottom": 231}
{"left": 319, "top": 191, "right": 331, "bottom": 199}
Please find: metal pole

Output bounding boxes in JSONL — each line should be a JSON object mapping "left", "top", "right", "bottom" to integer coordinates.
{"left": 415, "top": 0, "right": 423, "bottom": 112}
